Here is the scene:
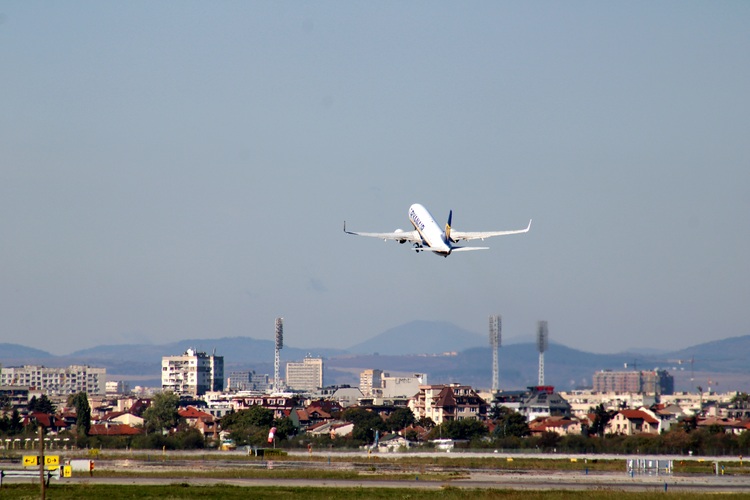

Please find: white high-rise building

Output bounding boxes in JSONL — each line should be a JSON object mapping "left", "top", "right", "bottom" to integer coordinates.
{"left": 161, "top": 349, "right": 224, "bottom": 396}
{"left": 0, "top": 365, "right": 106, "bottom": 396}
{"left": 359, "top": 369, "right": 383, "bottom": 397}
{"left": 285, "top": 357, "right": 323, "bottom": 392}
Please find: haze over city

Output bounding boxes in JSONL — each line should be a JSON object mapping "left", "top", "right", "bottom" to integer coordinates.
{"left": 1, "top": 3, "right": 748, "bottom": 357}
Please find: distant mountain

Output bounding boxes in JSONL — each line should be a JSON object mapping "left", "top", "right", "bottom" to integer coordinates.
{"left": 2, "top": 324, "right": 750, "bottom": 393}
{"left": 665, "top": 335, "right": 750, "bottom": 373}
{"left": 68, "top": 337, "right": 347, "bottom": 369}
{"left": 0, "top": 343, "right": 53, "bottom": 361}
{"left": 347, "top": 320, "right": 485, "bottom": 355}
{"left": 326, "top": 342, "right": 635, "bottom": 390}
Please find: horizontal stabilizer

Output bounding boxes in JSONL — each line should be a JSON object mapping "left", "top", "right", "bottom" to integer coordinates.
{"left": 450, "top": 247, "right": 489, "bottom": 252}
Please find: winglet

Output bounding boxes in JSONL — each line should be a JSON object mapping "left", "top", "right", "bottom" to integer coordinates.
{"left": 526, "top": 219, "right": 533, "bottom": 232}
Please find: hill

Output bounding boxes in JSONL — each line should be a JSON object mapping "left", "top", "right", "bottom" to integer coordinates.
{"left": 347, "top": 320, "right": 485, "bottom": 355}
{"left": 0, "top": 343, "right": 53, "bottom": 363}
{"left": 1, "top": 324, "right": 749, "bottom": 393}
{"left": 666, "top": 335, "right": 750, "bottom": 373}
{"left": 325, "top": 342, "right": 637, "bottom": 390}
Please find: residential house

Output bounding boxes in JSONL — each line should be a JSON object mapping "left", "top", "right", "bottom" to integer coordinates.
{"left": 23, "top": 412, "right": 69, "bottom": 434}
{"left": 409, "top": 384, "right": 488, "bottom": 425}
{"left": 99, "top": 410, "right": 145, "bottom": 428}
{"left": 607, "top": 409, "right": 660, "bottom": 435}
{"left": 697, "top": 416, "right": 748, "bottom": 435}
{"left": 377, "top": 434, "right": 412, "bottom": 452}
{"left": 305, "top": 420, "right": 354, "bottom": 439}
{"left": 178, "top": 406, "right": 219, "bottom": 438}
{"left": 518, "top": 386, "right": 571, "bottom": 422}
{"left": 528, "top": 416, "right": 583, "bottom": 437}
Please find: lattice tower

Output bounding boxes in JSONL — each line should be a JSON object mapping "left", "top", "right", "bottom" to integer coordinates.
{"left": 489, "top": 315, "right": 501, "bottom": 392}
{"left": 537, "top": 320, "right": 548, "bottom": 386}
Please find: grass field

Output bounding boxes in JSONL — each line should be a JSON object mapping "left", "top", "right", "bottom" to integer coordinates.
{"left": 2, "top": 484, "right": 748, "bottom": 500}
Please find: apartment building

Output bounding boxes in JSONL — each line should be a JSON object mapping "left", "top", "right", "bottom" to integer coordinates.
{"left": 0, "top": 365, "right": 106, "bottom": 396}
{"left": 227, "top": 371, "right": 270, "bottom": 392}
{"left": 592, "top": 369, "right": 674, "bottom": 395}
{"left": 561, "top": 390, "right": 656, "bottom": 416}
{"left": 409, "top": 384, "right": 488, "bottom": 424}
{"left": 286, "top": 357, "right": 323, "bottom": 392}
{"left": 359, "top": 369, "right": 383, "bottom": 397}
{"left": 161, "top": 349, "right": 224, "bottom": 396}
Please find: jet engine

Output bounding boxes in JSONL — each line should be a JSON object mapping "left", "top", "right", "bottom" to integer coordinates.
{"left": 394, "top": 228, "right": 407, "bottom": 244}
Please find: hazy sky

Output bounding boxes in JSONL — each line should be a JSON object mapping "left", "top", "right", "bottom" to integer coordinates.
{"left": 1, "top": 2, "right": 748, "bottom": 356}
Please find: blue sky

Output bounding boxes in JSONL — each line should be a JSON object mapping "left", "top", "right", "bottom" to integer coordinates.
{"left": 1, "top": 2, "right": 748, "bottom": 356}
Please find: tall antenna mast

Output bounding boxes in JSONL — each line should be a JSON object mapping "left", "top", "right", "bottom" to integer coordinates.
{"left": 274, "top": 317, "right": 284, "bottom": 393}
{"left": 536, "top": 320, "right": 548, "bottom": 386}
{"left": 489, "top": 315, "right": 501, "bottom": 393}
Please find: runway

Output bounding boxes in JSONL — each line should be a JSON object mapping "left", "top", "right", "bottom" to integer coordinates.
{"left": 6, "top": 470, "right": 744, "bottom": 494}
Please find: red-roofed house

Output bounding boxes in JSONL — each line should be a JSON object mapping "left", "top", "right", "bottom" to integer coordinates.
{"left": 409, "top": 384, "right": 488, "bottom": 425}
{"left": 697, "top": 416, "right": 747, "bottom": 435}
{"left": 528, "top": 416, "right": 584, "bottom": 437}
{"left": 89, "top": 423, "right": 142, "bottom": 436}
{"left": 179, "top": 406, "right": 219, "bottom": 438}
{"left": 607, "top": 409, "right": 659, "bottom": 435}
{"left": 23, "top": 412, "right": 69, "bottom": 433}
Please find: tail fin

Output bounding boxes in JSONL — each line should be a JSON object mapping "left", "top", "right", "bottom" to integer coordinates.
{"left": 445, "top": 210, "right": 454, "bottom": 242}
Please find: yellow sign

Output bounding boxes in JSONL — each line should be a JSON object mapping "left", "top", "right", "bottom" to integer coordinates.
{"left": 22, "top": 455, "right": 39, "bottom": 467}
{"left": 62, "top": 465, "right": 72, "bottom": 478}
{"left": 45, "top": 456, "right": 60, "bottom": 467}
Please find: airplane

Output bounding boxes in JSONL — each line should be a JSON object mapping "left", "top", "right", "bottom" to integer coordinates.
{"left": 344, "top": 203, "right": 531, "bottom": 257}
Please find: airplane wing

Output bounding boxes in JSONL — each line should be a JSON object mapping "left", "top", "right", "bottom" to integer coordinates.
{"left": 449, "top": 219, "right": 532, "bottom": 242}
{"left": 343, "top": 222, "right": 422, "bottom": 243}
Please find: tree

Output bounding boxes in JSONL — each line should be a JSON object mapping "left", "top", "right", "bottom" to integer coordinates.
{"left": 220, "top": 406, "right": 275, "bottom": 446}
{"left": 417, "top": 416, "right": 436, "bottom": 429}
{"left": 221, "top": 406, "right": 274, "bottom": 431}
{"left": 0, "top": 395, "right": 11, "bottom": 415}
{"left": 342, "top": 407, "right": 387, "bottom": 444}
{"left": 731, "top": 392, "right": 750, "bottom": 404}
{"left": 272, "top": 416, "right": 297, "bottom": 441}
{"left": 28, "top": 395, "right": 56, "bottom": 414}
{"left": 492, "top": 407, "right": 530, "bottom": 438}
{"left": 430, "top": 419, "right": 488, "bottom": 441}
{"left": 9, "top": 409, "right": 22, "bottom": 435}
{"left": 68, "top": 392, "right": 91, "bottom": 436}
{"left": 538, "top": 431, "right": 562, "bottom": 451}
{"left": 589, "top": 404, "right": 612, "bottom": 437}
{"left": 143, "top": 392, "right": 180, "bottom": 434}
{"left": 386, "top": 408, "right": 416, "bottom": 433}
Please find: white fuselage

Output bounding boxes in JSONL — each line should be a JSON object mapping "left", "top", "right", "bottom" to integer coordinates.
{"left": 408, "top": 203, "right": 452, "bottom": 255}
